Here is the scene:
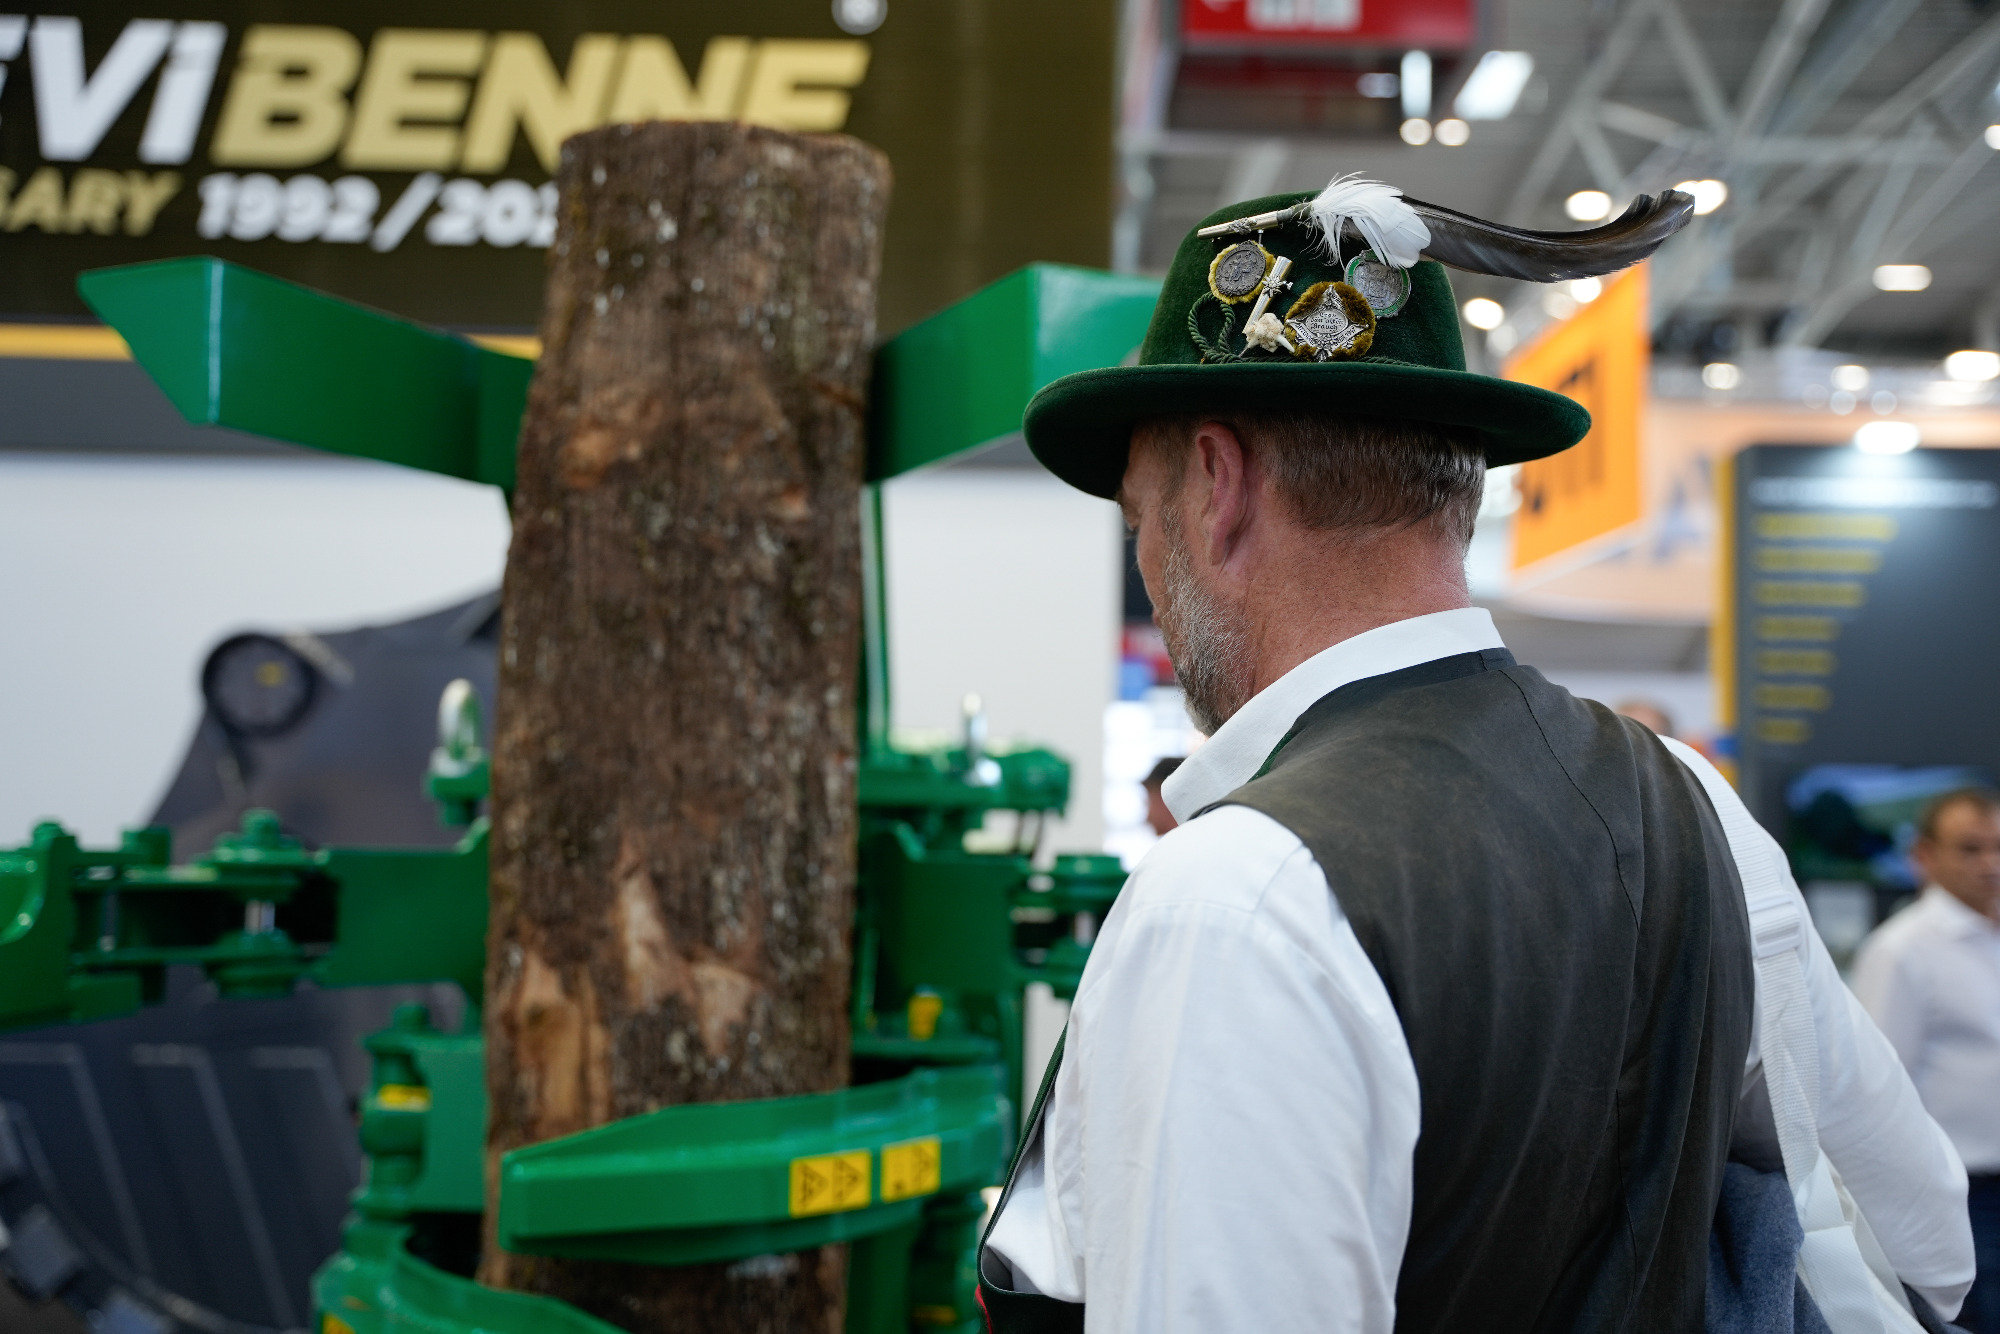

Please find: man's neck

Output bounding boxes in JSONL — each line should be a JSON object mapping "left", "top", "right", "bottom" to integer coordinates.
{"left": 1236, "top": 526, "right": 1473, "bottom": 700}
{"left": 1937, "top": 881, "right": 2000, "bottom": 923}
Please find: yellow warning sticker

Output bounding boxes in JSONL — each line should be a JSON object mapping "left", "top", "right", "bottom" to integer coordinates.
{"left": 789, "top": 1149, "right": 872, "bottom": 1216}
{"left": 880, "top": 1136, "right": 942, "bottom": 1203}
{"left": 374, "top": 1084, "right": 431, "bottom": 1111}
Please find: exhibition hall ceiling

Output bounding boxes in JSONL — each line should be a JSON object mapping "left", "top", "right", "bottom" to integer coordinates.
{"left": 1130, "top": 0, "right": 2000, "bottom": 365}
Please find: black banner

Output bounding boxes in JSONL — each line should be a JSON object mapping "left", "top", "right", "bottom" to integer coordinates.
{"left": 0, "top": 0, "right": 1116, "bottom": 332}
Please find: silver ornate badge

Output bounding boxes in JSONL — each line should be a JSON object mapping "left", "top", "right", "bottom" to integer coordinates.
{"left": 1343, "top": 251, "right": 1411, "bottom": 316}
{"left": 1284, "top": 281, "right": 1376, "bottom": 360}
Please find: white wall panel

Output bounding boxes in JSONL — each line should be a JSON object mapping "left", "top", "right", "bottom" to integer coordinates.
{"left": 0, "top": 454, "right": 509, "bottom": 844}
{"left": 881, "top": 469, "right": 1123, "bottom": 855}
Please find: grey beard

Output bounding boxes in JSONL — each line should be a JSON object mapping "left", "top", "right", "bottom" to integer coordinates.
{"left": 1156, "top": 519, "right": 1251, "bottom": 736}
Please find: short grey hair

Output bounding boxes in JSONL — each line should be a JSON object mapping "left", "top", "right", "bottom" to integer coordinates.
{"left": 1135, "top": 411, "right": 1487, "bottom": 548}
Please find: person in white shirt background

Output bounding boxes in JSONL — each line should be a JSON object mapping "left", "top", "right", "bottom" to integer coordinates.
{"left": 1856, "top": 789, "right": 2000, "bottom": 1334}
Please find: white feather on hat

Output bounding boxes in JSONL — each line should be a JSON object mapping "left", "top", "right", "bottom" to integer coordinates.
{"left": 1305, "top": 173, "right": 1430, "bottom": 269}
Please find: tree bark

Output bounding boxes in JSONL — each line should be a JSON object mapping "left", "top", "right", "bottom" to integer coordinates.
{"left": 480, "top": 121, "right": 889, "bottom": 1333}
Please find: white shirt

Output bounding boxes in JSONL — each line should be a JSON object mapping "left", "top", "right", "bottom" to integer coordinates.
{"left": 1854, "top": 886, "right": 2000, "bottom": 1173}
{"left": 986, "top": 607, "right": 1973, "bottom": 1331}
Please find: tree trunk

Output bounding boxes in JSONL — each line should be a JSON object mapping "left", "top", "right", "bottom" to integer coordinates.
{"left": 480, "top": 121, "right": 889, "bottom": 1333}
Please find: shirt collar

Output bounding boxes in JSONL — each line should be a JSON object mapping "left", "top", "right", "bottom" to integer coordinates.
{"left": 1921, "top": 884, "right": 2000, "bottom": 937}
{"left": 1162, "top": 607, "right": 1506, "bottom": 822}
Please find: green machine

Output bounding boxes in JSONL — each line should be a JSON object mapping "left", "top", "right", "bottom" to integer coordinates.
{"left": 0, "top": 256, "right": 1158, "bottom": 1333}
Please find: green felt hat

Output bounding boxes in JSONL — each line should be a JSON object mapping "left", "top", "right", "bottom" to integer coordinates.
{"left": 1025, "top": 190, "right": 1602, "bottom": 499}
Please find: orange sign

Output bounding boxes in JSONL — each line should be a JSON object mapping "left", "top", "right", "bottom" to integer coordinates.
{"left": 1505, "top": 264, "right": 1648, "bottom": 573}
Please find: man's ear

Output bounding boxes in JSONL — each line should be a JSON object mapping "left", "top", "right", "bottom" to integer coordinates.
{"left": 1191, "top": 421, "right": 1254, "bottom": 566}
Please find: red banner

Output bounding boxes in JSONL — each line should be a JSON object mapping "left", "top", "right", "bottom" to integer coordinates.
{"left": 1181, "top": 0, "right": 1475, "bottom": 50}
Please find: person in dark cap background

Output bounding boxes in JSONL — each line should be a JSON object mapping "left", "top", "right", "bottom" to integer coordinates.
{"left": 976, "top": 177, "right": 1971, "bottom": 1332}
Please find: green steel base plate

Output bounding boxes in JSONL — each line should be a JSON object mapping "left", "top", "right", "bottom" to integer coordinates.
{"left": 315, "top": 1219, "right": 620, "bottom": 1334}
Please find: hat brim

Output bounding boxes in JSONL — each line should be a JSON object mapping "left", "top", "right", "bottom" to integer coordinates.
{"left": 1024, "top": 361, "right": 1591, "bottom": 499}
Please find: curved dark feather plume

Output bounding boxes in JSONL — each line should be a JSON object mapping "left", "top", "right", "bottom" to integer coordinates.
{"left": 1378, "top": 190, "right": 1695, "bottom": 282}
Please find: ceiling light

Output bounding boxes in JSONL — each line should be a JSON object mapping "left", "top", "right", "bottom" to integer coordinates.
{"left": 1434, "top": 117, "right": 1470, "bottom": 146}
{"left": 833, "top": 0, "right": 887, "bottom": 34}
{"left": 1462, "top": 297, "right": 1506, "bottom": 330}
{"left": 1357, "top": 71, "right": 1398, "bottom": 99}
{"left": 1926, "top": 379, "right": 1993, "bottom": 405}
{"left": 1872, "top": 264, "right": 1931, "bottom": 291}
{"left": 1400, "top": 118, "right": 1432, "bottom": 146}
{"left": 1672, "top": 179, "right": 1727, "bottom": 215}
{"left": 1454, "top": 51, "right": 1534, "bottom": 120}
{"left": 1853, "top": 421, "right": 1920, "bottom": 454}
{"left": 1401, "top": 50, "right": 1432, "bottom": 120}
{"left": 1831, "top": 364, "right": 1870, "bottom": 392}
{"left": 1829, "top": 389, "right": 1857, "bottom": 414}
{"left": 1702, "top": 362, "right": 1740, "bottom": 390}
{"left": 1565, "top": 190, "right": 1612, "bottom": 222}
{"left": 1542, "top": 290, "right": 1579, "bottom": 320}
{"left": 1987, "top": 124, "right": 2000, "bottom": 150}
{"left": 1871, "top": 390, "right": 1898, "bottom": 414}
{"left": 1568, "top": 277, "right": 1603, "bottom": 303}
{"left": 1487, "top": 325, "right": 1519, "bottom": 354}
{"left": 1944, "top": 348, "right": 2000, "bottom": 381}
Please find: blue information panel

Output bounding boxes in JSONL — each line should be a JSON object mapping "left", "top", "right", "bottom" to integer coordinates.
{"left": 1729, "top": 443, "right": 2000, "bottom": 900}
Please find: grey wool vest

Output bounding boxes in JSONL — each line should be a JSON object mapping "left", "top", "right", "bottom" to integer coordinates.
{"left": 1220, "top": 649, "right": 1755, "bottom": 1331}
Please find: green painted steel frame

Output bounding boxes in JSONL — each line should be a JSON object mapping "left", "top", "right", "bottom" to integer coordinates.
{"left": 355, "top": 1006, "right": 488, "bottom": 1218}
{"left": 46, "top": 254, "right": 1151, "bottom": 1332}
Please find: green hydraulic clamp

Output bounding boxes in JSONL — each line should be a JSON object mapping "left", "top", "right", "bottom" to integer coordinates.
{"left": 0, "top": 812, "right": 487, "bottom": 1027}
{"left": 36, "top": 253, "right": 1162, "bottom": 1334}
{"left": 496, "top": 1066, "right": 1008, "bottom": 1264}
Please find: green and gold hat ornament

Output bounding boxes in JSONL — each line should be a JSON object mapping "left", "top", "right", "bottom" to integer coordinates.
{"left": 1025, "top": 174, "right": 1696, "bottom": 498}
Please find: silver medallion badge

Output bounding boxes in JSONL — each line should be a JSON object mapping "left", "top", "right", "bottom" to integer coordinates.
{"left": 1207, "top": 241, "right": 1274, "bottom": 304}
{"left": 1343, "top": 251, "right": 1411, "bottom": 316}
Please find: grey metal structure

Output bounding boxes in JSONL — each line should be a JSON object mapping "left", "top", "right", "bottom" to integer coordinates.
{"left": 1119, "top": 0, "right": 2000, "bottom": 363}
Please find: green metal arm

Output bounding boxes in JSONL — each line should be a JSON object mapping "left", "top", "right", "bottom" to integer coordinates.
{"left": 497, "top": 1065, "right": 1009, "bottom": 1267}
{"left": 75, "top": 256, "right": 1160, "bottom": 487}
{"left": 868, "top": 264, "right": 1162, "bottom": 478}
{"left": 77, "top": 258, "right": 531, "bottom": 489}
{"left": 75, "top": 254, "right": 1158, "bottom": 752}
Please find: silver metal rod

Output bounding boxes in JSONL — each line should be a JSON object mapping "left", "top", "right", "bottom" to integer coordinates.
{"left": 1196, "top": 203, "right": 1306, "bottom": 238}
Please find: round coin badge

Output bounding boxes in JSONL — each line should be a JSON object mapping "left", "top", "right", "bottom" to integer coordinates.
{"left": 1208, "top": 241, "right": 1275, "bottom": 304}
{"left": 1343, "top": 251, "right": 1411, "bottom": 316}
